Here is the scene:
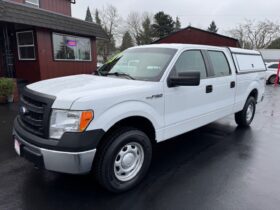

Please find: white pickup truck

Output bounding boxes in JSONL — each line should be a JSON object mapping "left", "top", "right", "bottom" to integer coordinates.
{"left": 13, "top": 44, "right": 266, "bottom": 192}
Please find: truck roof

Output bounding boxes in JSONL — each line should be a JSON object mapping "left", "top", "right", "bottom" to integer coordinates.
{"left": 132, "top": 44, "right": 260, "bottom": 55}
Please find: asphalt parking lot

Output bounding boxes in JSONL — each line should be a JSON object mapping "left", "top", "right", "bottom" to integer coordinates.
{"left": 1, "top": 85, "right": 280, "bottom": 210}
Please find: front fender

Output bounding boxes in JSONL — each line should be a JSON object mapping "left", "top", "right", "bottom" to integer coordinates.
{"left": 86, "top": 100, "right": 164, "bottom": 139}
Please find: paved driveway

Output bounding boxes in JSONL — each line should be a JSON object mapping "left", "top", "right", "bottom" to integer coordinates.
{"left": 1, "top": 85, "right": 280, "bottom": 210}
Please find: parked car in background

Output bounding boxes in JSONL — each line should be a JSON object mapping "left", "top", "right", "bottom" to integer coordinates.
{"left": 13, "top": 44, "right": 266, "bottom": 193}
{"left": 266, "top": 62, "right": 280, "bottom": 84}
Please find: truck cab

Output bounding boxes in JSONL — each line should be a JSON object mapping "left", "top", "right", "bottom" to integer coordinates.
{"left": 13, "top": 44, "right": 266, "bottom": 192}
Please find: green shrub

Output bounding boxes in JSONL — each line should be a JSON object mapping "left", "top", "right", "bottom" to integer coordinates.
{"left": 0, "top": 78, "right": 14, "bottom": 96}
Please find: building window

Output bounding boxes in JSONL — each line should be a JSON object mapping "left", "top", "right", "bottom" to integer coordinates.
{"left": 16, "top": 31, "right": 36, "bottom": 60}
{"left": 52, "top": 33, "right": 92, "bottom": 61}
{"left": 25, "top": 0, "right": 39, "bottom": 7}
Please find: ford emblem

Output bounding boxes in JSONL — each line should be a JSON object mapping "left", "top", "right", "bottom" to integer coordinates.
{"left": 20, "top": 106, "right": 28, "bottom": 115}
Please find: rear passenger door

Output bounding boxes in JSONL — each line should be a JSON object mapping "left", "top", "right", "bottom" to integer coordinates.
{"left": 205, "top": 50, "right": 235, "bottom": 116}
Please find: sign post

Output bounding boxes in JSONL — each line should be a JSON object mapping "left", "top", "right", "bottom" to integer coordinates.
{"left": 275, "top": 61, "right": 280, "bottom": 87}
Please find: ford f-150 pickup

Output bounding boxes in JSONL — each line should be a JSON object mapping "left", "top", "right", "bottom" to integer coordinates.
{"left": 13, "top": 44, "right": 266, "bottom": 192}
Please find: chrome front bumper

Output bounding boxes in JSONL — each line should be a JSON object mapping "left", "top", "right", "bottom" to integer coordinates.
{"left": 13, "top": 130, "right": 96, "bottom": 174}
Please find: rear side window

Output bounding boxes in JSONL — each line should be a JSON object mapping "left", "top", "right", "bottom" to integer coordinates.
{"left": 208, "top": 51, "right": 230, "bottom": 77}
{"left": 173, "top": 50, "right": 207, "bottom": 79}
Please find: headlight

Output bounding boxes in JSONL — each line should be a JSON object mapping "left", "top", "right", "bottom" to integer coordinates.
{"left": 49, "top": 109, "right": 94, "bottom": 139}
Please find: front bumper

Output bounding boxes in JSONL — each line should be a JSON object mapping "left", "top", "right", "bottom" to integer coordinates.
{"left": 13, "top": 130, "right": 96, "bottom": 174}
{"left": 13, "top": 117, "right": 105, "bottom": 174}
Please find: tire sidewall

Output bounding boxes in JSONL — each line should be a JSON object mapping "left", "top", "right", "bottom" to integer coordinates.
{"left": 102, "top": 129, "right": 152, "bottom": 192}
{"left": 244, "top": 97, "right": 256, "bottom": 125}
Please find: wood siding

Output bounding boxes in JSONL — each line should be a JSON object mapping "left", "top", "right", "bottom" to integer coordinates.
{"left": 155, "top": 28, "right": 239, "bottom": 47}
{"left": 40, "top": 0, "right": 71, "bottom": 16}
{"left": 8, "top": 0, "right": 71, "bottom": 16}
{"left": 36, "top": 29, "right": 97, "bottom": 81}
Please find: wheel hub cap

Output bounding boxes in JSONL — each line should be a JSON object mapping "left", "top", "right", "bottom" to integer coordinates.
{"left": 122, "top": 153, "right": 135, "bottom": 168}
{"left": 114, "top": 142, "right": 144, "bottom": 182}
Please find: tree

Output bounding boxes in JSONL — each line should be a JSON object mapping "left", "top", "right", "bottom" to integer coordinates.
{"left": 175, "top": 16, "right": 181, "bottom": 31}
{"left": 267, "top": 38, "right": 280, "bottom": 49}
{"left": 139, "top": 15, "right": 153, "bottom": 44}
{"left": 96, "top": 5, "right": 122, "bottom": 61}
{"left": 85, "top": 6, "right": 93, "bottom": 22}
{"left": 95, "top": 9, "right": 101, "bottom": 25}
{"left": 228, "top": 20, "right": 280, "bottom": 49}
{"left": 152, "top": 11, "right": 175, "bottom": 39}
{"left": 208, "top": 21, "right": 218, "bottom": 33}
{"left": 126, "top": 12, "right": 142, "bottom": 45}
{"left": 120, "top": 31, "right": 134, "bottom": 51}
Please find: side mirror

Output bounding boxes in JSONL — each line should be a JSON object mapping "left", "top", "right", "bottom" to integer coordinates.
{"left": 168, "top": 72, "right": 200, "bottom": 87}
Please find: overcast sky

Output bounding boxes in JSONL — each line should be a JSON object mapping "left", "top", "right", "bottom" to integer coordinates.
{"left": 72, "top": 0, "right": 280, "bottom": 35}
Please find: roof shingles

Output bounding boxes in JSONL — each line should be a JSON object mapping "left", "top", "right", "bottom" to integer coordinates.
{"left": 0, "top": 0, "right": 108, "bottom": 39}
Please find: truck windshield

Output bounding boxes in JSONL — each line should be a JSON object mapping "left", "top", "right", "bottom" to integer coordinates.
{"left": 105, "top": 48, "right": 177, "bottom": 81}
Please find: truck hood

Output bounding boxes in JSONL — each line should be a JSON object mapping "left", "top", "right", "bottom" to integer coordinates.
{"left": 27, "top": 74, "right": 158, "bottom": 109}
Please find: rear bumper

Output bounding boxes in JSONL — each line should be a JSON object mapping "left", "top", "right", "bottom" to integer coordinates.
{"left": 13, "top": 129, "right": 96, "bottom": 174}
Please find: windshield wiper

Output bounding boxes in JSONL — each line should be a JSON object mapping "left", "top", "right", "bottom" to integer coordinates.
{"left": 104, "top": 72, "right": 135, "bottom": 80}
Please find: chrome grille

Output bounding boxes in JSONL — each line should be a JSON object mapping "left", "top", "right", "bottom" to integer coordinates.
{"left": 18, "top": 88, "right": 55, "bottom": 138}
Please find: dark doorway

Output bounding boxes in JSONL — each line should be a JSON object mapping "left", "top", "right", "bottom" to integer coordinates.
{"left": 0, "top": 23, "right": 15, "bottom": 78}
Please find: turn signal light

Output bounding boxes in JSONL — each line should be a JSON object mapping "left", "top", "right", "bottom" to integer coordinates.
{"left": 80, "top": 111, "right": 94, "bottom": 132}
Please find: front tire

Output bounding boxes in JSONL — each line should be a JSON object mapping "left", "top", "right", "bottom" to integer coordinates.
{"left": 235, "top": 97, "right": 256, "bottom": 127}
{"left": 94, "top": 127, "right": 152, "bottom": 193}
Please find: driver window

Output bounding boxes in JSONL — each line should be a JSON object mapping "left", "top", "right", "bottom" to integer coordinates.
{"left": 173, "top": 50, "right": 207, "bottom": 79}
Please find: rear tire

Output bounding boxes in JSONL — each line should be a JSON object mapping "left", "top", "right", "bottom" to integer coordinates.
{"left": 268, "top": 75, "right": 276, "bottom": 84}
{"left": 94, "top": 127, "right": 152, "bottom": 193}
{"left": 235, "top": 97, "right": 256, "bottom": 127}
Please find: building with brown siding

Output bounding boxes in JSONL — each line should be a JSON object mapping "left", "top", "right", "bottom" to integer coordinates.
{"left": 0, "top": 0, "right": 107, "bottom": 85}
{"left": 153, "top": 26, "right": 240, "bottom": 48}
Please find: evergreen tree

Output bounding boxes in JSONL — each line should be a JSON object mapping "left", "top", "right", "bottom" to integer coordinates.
{"left": 120, "top": 31, "right": 134, "bottom": 51}
{"left": 208, "top": 21, "right": 218, "bottom": 33}
{"left": 95, "top": 9, "right": 101, "bottom": 25}
{"left": 175, "top": 16, "right": 181, "bottom": 31}
{"left": 85, "top": 6, "right": 93, "bottom": 22}
{"left": 139, "top": 16, "right": 153, "bottom": 44}
{"left": 152, "top": 11, "right": 175, "bottom": 39}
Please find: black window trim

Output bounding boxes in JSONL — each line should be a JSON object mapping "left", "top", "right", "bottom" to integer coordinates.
{"left": 206, "top": 50, "right": 232, "bottom": 78}
{"left": 168, "top": 49, "right": 210, "bottom": 81}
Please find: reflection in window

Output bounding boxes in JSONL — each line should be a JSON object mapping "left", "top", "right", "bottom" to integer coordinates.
{"left": 208, "top": 51, "right": 230, "bottom": 77}
{"left": 52, "top": 33, "right": 91, "bottom": 61}
{"left": 174, "top": 50, "right": 207, "bottom": 79}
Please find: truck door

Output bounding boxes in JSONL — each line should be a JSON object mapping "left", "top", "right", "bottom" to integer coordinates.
{"left": 204, "top": 50, "right": 236, "bottom": 117}
{"left": 164, "top": 50, "right": 216, "bottom": 140}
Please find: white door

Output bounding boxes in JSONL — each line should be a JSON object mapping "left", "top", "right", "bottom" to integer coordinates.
{"left": 163, "top": 50, "right": 235, "bottom": 140}
{"left": 206, "top": 50, "right": 235, "bottom": 116}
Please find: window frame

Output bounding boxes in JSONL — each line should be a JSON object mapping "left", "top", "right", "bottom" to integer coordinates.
{"left": 52, "top": 32, "right": 92, "bottom": 62}
{"left": 168, "top": 49, "right": 210, "bottom": 80}
{"left": 206, "top": 50, "right": 232, "bottom": 78}
{"left": 25, "top": 0, "right": 40, "bottom": 7}
{"left": 16, "top": 30, "right": 36, "bottom": 61}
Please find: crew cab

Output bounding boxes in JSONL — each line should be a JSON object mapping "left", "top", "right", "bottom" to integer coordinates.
{"left": 13, "top": 44, "right": 266, "bottom": 192}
